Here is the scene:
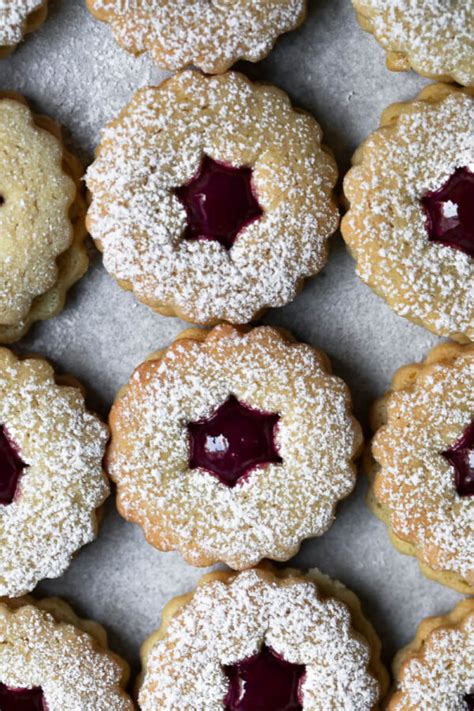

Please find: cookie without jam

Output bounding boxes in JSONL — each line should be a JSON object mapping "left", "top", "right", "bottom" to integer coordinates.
{"left": 107, "top": 325, "right": 362, "bottom": 570}
{"left": 138, "top": 567, "right": 389, "bottom": 710}
{"left": 0, "top": 0, "right": 48, "bottom": 57}
{"left": 367, "top": 342, "right": 474, "bottom": 594}
{"left": 86, "top": 0, "right": 306, "bottom": 74}
{"left": 86, "top": 70, "right": 339, "bottom": 325}
{"left": 342, "top": 83, "right": 473, "bottom": 342}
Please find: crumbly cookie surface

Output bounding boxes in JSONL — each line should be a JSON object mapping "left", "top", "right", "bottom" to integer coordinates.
{"left": 389, "top": 599, "right": 474, "bottom": 710}
{"left": 86, "top": 0, "right": 306, "bottom": 74}
{"left": 342, "top": 84, "right": 473, "bottom": 342}
{"left": 352, "top": 0, "right": 474, "bottom": 86}
{"left": 107, "top": 325, "right": 362, "bottom": 569}
{"left": 139, "top": 568, "right": 385, "bottom": 710}
{"left": 0, "top": 597, "right": 133, "bottom": 710}
{"left": 368, "top": 342, "right": 474, "bottom": 593}
{"left": 0, "top": 0, "right": 47, "bottom": 55}
{"left": 86, "top": 70, "right": 339, "bottom": 325}
{"left": 0, "top": 349, "right": 110, "bottom": 597}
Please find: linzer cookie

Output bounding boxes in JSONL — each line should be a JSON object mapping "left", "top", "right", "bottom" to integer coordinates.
{"left": 86, "top": 0, "right": 306, "bottom": 74}
{"left": 0, "top": 349, "right": 109, "bottom": 597}
{"left": 0, "top": 94, "right": 88, "bottom": 343}
{"left": 367, "top": 342, "right": 474, "bottom": 594}
{"left": 0, "top": 0, "right": 47, "bottom": 57}
{"left": 107, "top": 325, "right": 363, "bottom": 569}
{"left": 351, "top": 1, "right": 473, "bottom": 86}
{"left": 342, "top": 83, "right": 473, "bottom": 342}
{"left": 138, "top": 567, "right": 389, "bottom": 710}
{"left": 0, "top": 597, "right": 133, "bottom": 710}
{"left": 86, "top": 70, "right": 339, "bottom": 325}
{"left": 388, "top": 599, "right": 474, "bottom": 710}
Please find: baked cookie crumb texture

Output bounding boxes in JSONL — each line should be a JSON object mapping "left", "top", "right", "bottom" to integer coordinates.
{"left": 139, "top": 567, "right": 388, "bottom": 710}
{"left": 342, "top": 83, "right": 473, "bottom": 343}
{"left": 107, "top": 325, "right": 362, "bottom": 569}
{"left": 389, "top": 599, "right": 474, "bottom": 710}
{"left": 0, "top": 0, "right": 47, "bottom": 57}
{"left": 0, "top": 597, "right": 133, "bottom": 710}
{"left": 86, "top": 70, "right": 339, "bottom": 325}
{"left": 352, "top": 0, "right": 474, "bottom": 86}
{"left": 368, "top": 342, "right": 474, "bottom": 594}
{"left": 86, "top": 0, "right": 307, "bottom": 74}
{"left": 0, "top": 348, "right": 109, "bottom": 597}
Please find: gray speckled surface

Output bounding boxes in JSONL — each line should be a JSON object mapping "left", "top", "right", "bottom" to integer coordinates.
{"left": 0, "top": 0, "right": 463, "bottom": 686}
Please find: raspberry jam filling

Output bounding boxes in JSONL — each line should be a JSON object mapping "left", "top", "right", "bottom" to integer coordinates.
{"left": 442, "top": 420, "right": 474, "bottom": 497}
{"left": 175, "top": 155, "right": 263, "bottom": 250}
{"left": 465, "top": 694, "right": 474, "bottom": 710}
{"left": 0, "top": 425, "right": 27, "bottom": 505}
{"left": 223, "top": 645, "right": 305, "bottom": 711}
{"left": 0, "top": 684, "right": 46, "bottom": 711}
{"left": 188, "top": 395, "right": 282, "bottom": 487}
{"left": 421, "top": 167, "right": 474, "bottom": 257}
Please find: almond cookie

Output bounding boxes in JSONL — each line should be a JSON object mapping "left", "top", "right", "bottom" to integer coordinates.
{"left": 0, "top": 0, "right": 47, "bottom": 57}
{"left": 0, "top": 94, "right": 88, "bottom": 343}
{"left": 0, "top": 348, "right": 109, "bottom": 597}
{"left": 342, "top": 83, "right": 473, "bottom": 343}
{"left": 0, "top": 596, "right": 133, "bottom": 710}
{"left": 107, "top": 325, "right": 362, "bottom": 569}
{"left": 388, "top": 599, "right": 474, "bottom": 710}
{"left": 351, "top": 1, "right": 473, "bottom": 86}
{"left": 86, "top": 0, "right": 306, "bottom": 74}
{"left": 86, "top": 70, "right": 339, "bottom": 326}
{"left": 138, "top": 567, "right": 389, "bottom": 710}
{"left": 367, "top": 342, "right": 474, "bottom": 594}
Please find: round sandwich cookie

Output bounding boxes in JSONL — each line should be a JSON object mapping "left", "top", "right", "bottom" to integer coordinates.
{"left": 351, "top": 0, "right": 473, "bottom": 86}
{"left": 107, "top": 325, "right": 363, "bottom": 570}
{"left": 86, "top": 70, "right": 339, "bottom": 326}
{"left": 138, "top": 567, "right": 389, "bottom": 710}
{"left": 0, "top": 596, "right": 133, "bottom": 710}
{"left": 0, "top": 94, "right": 88, "bottom": 343}
{"left": 86, "top": 0, "right": 307, "bottom": 74}
{"left": 0, "top": 0, "right": 48, "bottom": 57}
{"left": 388, "top": 599, "right": 474, "bottom": 710}
{"left": 367, "top": 342, "right": 474, "bottom": 594}
{"left": 342, "top": 83, "right": 473, "bottom": 343}
{"left": 0, "top": 348, "right": 109, "bottom": 597}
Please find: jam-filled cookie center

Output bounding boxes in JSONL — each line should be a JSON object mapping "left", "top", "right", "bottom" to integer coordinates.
{"left": 175, "top": 156, "right": 263, "bottom": 250}
{"left": 421, "top": 167, "right": 474, "bottom": 257}
{"left": 442, "top": 420, "right": 474, "bottom": 497}
{"left": 0, "top": 425, "right": 27, "bottom": 505}
{"left": 0, "top": 684, "right": 46, "bottom": 711}
{"left": 188, "top": 395, "right": 281, "bottom": 487}
{"left": 464, "top": 693, "right": 474, "bottom": 710}
{"left": 223, "top": 644, "right": 305, "bottom": 711}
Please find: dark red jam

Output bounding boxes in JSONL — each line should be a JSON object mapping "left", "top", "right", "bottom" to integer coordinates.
{"left": 442, "top": 420, "right": 474, "bottom": 497}
{"left": 175, "top": 156, "right": 263, "bottom": 250}
{"left": 464, "top": 694, "right": 474, "bottom": 710}
{"left": 188, "top": 395, "right": 281, "bottom": 487}
{"left": 223, "top": 645, "right": 305, "bottom": 711}
{"left": 421, "top": 167, "right": 474, "bottom": 257}
{"left": 0, "top": 425, "right": 27, "bottom": 505}
{"left": 0, "top": 684, "right": 46, "bottom": 711}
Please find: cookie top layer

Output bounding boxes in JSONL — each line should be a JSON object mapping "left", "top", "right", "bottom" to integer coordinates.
{"left": 0, "top": 598, "right": 133, "bottom": 711}
{"left": 86, "top": 71, "right": 339, "bottom": 325}
{"left": 389, "top": 599, "right": 474, "bottom": 710}
{"left": 0, "top": 0, "right": 44, "bottom": 50}
{"left": 370, "top": 343, "right": 474, "bottom": 592}
{"left": 352, "top": 0, "right": 474, "bottom": 86}
{"left": 107, "top": 325, "right": 362, "bottom": 569}
{"left": 139, "top": 568, "right": 382, "bottom": 710}
{"left": 0, "top": 349, "right": 109, "bottom": 597}
{"left": 86, "top": 0, "right": 306, "bottom": 74}
{"left": 342, "top": 84, "right": 473, "bottom": 342}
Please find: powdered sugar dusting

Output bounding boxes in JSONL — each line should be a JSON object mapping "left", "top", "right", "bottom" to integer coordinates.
{"left": 0, "top": 349, "right": 110, "bottom": 597}
{"left": 0, "top": 0, "right": 43, "bottom": 47}
{"left": 139, "top": 569, "right": 381, "bottom": 709}
{"left": 108, "top": 326, "right": 361, "bottom": 568}
{"left": 86, "top": 70, "right": 339, "bottom": 325}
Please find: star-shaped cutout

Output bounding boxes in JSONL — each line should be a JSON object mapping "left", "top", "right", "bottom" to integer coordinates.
{"left": 188, "top": 396, "right": 281, "bottom": 487}
{"left": 0, "top": 684, "right": 46, "bottom": 711}
{"left": 175, "top": 156, "right": 263, "bottom": 250}
{"left": 0, "top": 425, "right": 27, "bottom": 505}
{"left": 442, "top": 420, "right": 474, "bottom": 497}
